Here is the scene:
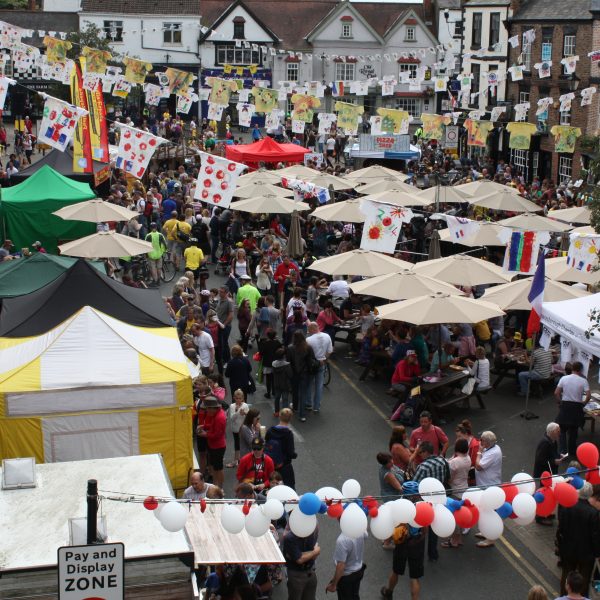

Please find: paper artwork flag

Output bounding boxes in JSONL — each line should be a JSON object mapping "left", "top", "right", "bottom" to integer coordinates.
{"left": 292, "top": 119, "right": 305, "bottom": 134}
{"left": 165, "top": 67, "right": 195, "bottom": 96}
{"left": 194, "top": 152, "right": 246, "bottom": 208}
{"left": 550, "top": 125, "right": 582, "bottom": 153}
{"left": 0, "top": 21, "right": 27, "bottom": 48}
{"left": 237, "top": 103, "right": 256, "bottom": 128}
{"left": 561, "top": 56, "right": 579, "bottom": 75}
{"left": 318, "top": 112, "right": 336, "bottom": 134}
{"left": 335, "top": 101, "right": 364, "bottom": 135}
{"left": 207, "top": 103, "right": 224, "bottom": 120}
{"left": 567, "top": 234, "right": 600, "bottom": 272}
{"left": 115, "top": 124, "right": 165, "bottom": 179}
{"left": 12, "top": 42, "right": 39, "bottom": 72}
{"left": 581, "top": 87, "right": 597, "bottom": 107}
{"left": 370, "top": 115, "right": 383, "bottom": 134}
{"left": 112, "top": 76, "right": 132, "bottom": 98}
{"left": 291, "top": 93, "right": 320, "bottom": 123}
{"left": 464, "top": 119, "right": 494, "bottom": 147}
{"left": 208, "top": 77, "right": 234, "bottom": 106}
{"left": 265, "top": 110, "right": 282, "bottom": 130}
{"left": 252, "top": 86, "right": 278, "bottom": 112}
{"left": 123, "top": 56, "right": 153, "bottom": 84}
{"left": 420, "top": 113, "right": 450, "bottom": 140}
{"left": 360, "top": 200, "right": 413, "bottom": 253}
{"left": 534, "top": 61, "right": 552, "bottom": 78}
{"left": 446, "top": 215, "right": 481, "bottom": 242}
{"left": 526, "top": 253, "right": 545, "bottom": 337}
{"left": 43, "top": 35, "right": 72, "bottom": 63}
{"left": 144, "top": 83, "right": 163, "bottom": 106}
{"left": 490, "top": 106, "right": 506, "bottom": 122}
{"left": 39, "top": 95, "right": 87, "bottom": 152}
{"left": 0, "top": 76, "right": 15, "bottom": 110}
{"left": 500, "top": 230, "right": 550, "bottom": 274}
{"left": 376, "top": 108, "right": 409, "bottom": 134}
{"left": 177, "top": 92, "right": 195, "bottom": 115}
{"left": 281, "top": 177, "right": 329, "bottom": 204}
{"left": 82, "top": 46, "right": 111, "bottom": 74}
{"left": 381, "top": 80, "right": 395, "bottom": 96}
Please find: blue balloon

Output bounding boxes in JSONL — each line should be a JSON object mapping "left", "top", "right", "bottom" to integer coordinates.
{"left": 446, "top": 498, "right": 461, "bottom": 512}
{"left": 318, "top": 502, "right": 328, "bottom": 514}
{"left": 533, "top": 492, "right": 544, "bottom": 503}
{"left": 571, "top": 476, "right": 584, "bottom": 490}
{"left": 496, "top": 502, "right": 513, "bottom": 519}
{"left": 566, "top": 466, "right": 578, "bottom": 476}
{"left": 298, "top": 493, "right": 322, "bottom": 516}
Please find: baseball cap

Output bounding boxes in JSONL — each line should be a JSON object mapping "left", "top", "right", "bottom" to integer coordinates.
{"left": 239, "top": 274, "right": 251, "bottom": 280}
{"left": 406, "top": 349, "right": 416, "bottom": 356}
{"left": 251, "top": 437, "right": 264, "bottom": 450}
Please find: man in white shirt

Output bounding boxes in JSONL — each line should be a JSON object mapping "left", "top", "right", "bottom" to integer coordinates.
{"left": 555, "top": 361, "right": 591, "bottom": 456}
{"left": 306, "top": 322, "right": 333, "bottom": 416}
{"left": 474, "top": 430, "right": 502, "bottom": 548}
{"left": 326, "top": 532, "right": 367, "bottom": 597}
{"left": 183, "top": 471, "right": 215, "bottom": 500}
{"left": 327, "top": 277, "right": 349, "bottom": 299}
{"left": 192, "top": 320, "right": 215, "bottom": 375}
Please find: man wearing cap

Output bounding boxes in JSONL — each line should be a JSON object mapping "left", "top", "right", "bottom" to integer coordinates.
{"left": 144, "top": 222, "right": 167, "bottom": 286}
{"left": 236, "top": 437, "right": 275, "bottom": 493}
{"left": 236, "top": 274, "right": 261, "bottom": 312}
{"left": 389, "top": 350, "right": 421, "bottom": 401}
{"left": 197, "top": 396, "right": 226, "bottom": 490}
{"left": 184, "top": 238, "right": 205, "bottom": 279}
{"left": 31, "top": 241, "right": 47, "bottom": 254}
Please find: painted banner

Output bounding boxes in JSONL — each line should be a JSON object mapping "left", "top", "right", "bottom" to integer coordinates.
{"left": 360, "top": 199, "right": 414, "bottom": 253}
{"left": 194, "top": 152, "right": 246, "bottom": 208}
{"left": 123, "top": 56, "right": 153, "bottom": 84}
{"left": 252, "top": 86, "right": 279, "bottom": 112}
{"left": 376, "top": 108, "right": 410, "bottom": 134}
{"left": 500, "top": 230, "right": 550, "bottom": 274}
{"left": 291, "top": 93, "right": 320, "bottom": 123}
{"left": 567, "top": 234, "right": 600, "bottom": 272}
{"left": 81, "top": 46, "right": 111, "bottom": 74}
{"left": 80, "top": 56, "right": 109, "bottom": 164}
{"left": 335, "top": 101, "right": 364, "bottom": 135}
{"left": 115, "top": 124, "right": 165, "bottom": 179}
{"left": 165, "top": 67, "right": 195, "bottom": 96}
{"left": 43, "top": 35, "right": 72, "bottom": 63}
{"left": 446, "top": 215, "right": 481, "bottom": 242}
{"left": 39, "top": 95, "right": 87, "bottom": 152}
{"left": 70, "top": 61, "right": 93, "bottom": 173}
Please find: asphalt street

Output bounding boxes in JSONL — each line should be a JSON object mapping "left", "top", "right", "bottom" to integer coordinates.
{"left": 165, "top": 269, "right": 589, "bottom": 599}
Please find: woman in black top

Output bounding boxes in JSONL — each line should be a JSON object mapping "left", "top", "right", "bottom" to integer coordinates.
{"left": 225, "top": 344, "right": 253, "bottom": 398}
{"left": 286, "top": 330, "right": 315, "bottom": 423}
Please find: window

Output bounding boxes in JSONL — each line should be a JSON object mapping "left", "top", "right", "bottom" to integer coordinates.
{"left": 0, "top": 54, "right": 12, "bottom": 77}
{"left": 558, "top": 155, "right": 572, "bottom": 183}
{"left": 163, "top": 23, "right": 182, "bottom": 45}
{"left": 233, "top": 20, "right": 245, "bottom": 39}
{"left": 453, "top": 21, "right": 464, "bottom": 38}
{"left": 216, "top": 44, "right": 260, "bottom": 65}
{"left": 560, "top": 108, "right": 571, "bottom": 125}
{"left": 532, "top": 151, "right": 539, "bottom": 179}
{"left": 563, "top": 34, "right": 576, "bottom": 57}
{"left": 472, "top": 13, "right": 482, "bottom": 49}
{"left": 286, "top": 62, "right": 299, "bottom": 82}
{"left": 511, "top": 149, "right": 529, "bottom": 181}
{"left": 399, "top": 63, "right": 418, "bottom": 79}
{"left": 522, "top": 32, "right": 531, "bottom": 70}
{"left": 395, "top": 97, "right": 420, "bottom": 117}
{"left": 341, "top": 23, "right": 352, "bottom": 38}
{"left": 103, "top": 20, "right": 123, "bottom": 42}
{"left": 489, "top": 13, "right": 500, "bottom": 48}
{"left": 471, "top": 63, "right": 481, "bottom": 98}
{"left": 519, "top": 90, "right": 530, "bottom": 119}
{"left": 405, "top": 26, "right": 416, "bottom": 42}
{"left": 541, "top": 28, "right": 552, "bottom": 62}
{"left": 335, "top": 62, "right": 355, "bottom": 81}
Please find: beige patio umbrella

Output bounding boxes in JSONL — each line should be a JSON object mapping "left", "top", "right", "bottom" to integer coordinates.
{"left": 276, "top": 165, "right": 320, "bottom": 179}
{"left": 346, "top": 164, "right": 408, "bottom": 183}
{"left": 236, "top": 170, "right": 282, "bottom": 185}
{"left": 305, "top": 172, "right": 356, "bottom": 191}
{"left": 469, "top": 189, "right": 542, "bottom": 213}
{"left": 454, "top": 180, "right": 514, "bottom": 197}
{"left": 416, "top": 186, "right": 469, "bottom": 204}
{"left": 361, "top": 190, "right": 430, "bottom": 207}
{"left": 572, "top": 225, "right": 595, "bottom": 235}
{"left": 311, "top": 198, "right": 365, "bottom": 223}
{"left": 309, "top": 249, "right": 413, "bottom": 277}
{"left": 548, "top": 205, "right": 592, "bottom": 225}
{"left": 53, "top": 199, "right": 139, "bottom": 222}
{"left": 498, "top": 212, "right": 573, "bottom": 233}
{"left": 376, "top": 292, "right": 505, "bottom": 325}
{"left": 231, "top": 194, "right": 310, "bottom": 214}
{"left": 356, "top": 178, "right": 416, "bottom": 195}
{"left": 544, "top": 256, "right": 599, "bottom": 285}
{"left": 482, "top": 277, "right": 589, "bottom": 311}
{"left": 350, "top": 269, "right": 463, "bottom": 300}
{"left": 438, "top": 221, "right": 508, "bottom": 247}
{"left": 58, "top": 231, "right": 153, "bottom": 258}
{"left": 286, "top": 211, "right": 304, "bottom": 257}
{"left": 428, "top": 229, "right": 442, "bottom": 260}
{"left": 234, "top": 181, "right": 293, "bottom": 199}
{"left": 413, "top": 254, "right": 512, "bottom": 286}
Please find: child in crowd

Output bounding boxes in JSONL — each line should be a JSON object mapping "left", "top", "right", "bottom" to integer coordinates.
{"left": 226, "top": 388, "right": 249, "bottom": 468}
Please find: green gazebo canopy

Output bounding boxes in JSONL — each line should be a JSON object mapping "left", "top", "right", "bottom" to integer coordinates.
{"left": 0, "top": 165, "right": 96, "bottom": 253}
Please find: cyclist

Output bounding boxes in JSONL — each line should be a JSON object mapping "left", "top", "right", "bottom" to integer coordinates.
{"left": 145, "top": 222, "right": 167, "bottom": 286}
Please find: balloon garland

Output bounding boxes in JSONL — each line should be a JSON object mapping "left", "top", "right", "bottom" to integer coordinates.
{"left": 103, "top": 443, "right": 600, "bottom": 538}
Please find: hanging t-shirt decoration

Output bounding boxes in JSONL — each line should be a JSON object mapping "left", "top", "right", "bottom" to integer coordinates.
{"left": 490, "top": 106, "right": 506, "bottom": 122}
{"left": 446, "top": 215, "right": 481, "bottom": 242}
{"left": 464, "top": 119, "right": 494, "bottom": 147}
{"left": 39, "top": 94, "right": 88, "bottom": 152}
{"left": 581, "top": 87, "right": 597, "bottom": 107}
{"left": 0, "top": 76, "right": 15, "bottom": 111}
{"left": 506, "top": 121, "right": 537, "bottom": 150}
{"left": 165, "top": 67, "right": 196, "bottom": 96}
{"left": 144, "top": 84, "right": 163, "bottom": 107}
{"left": 81, "top": 46, "right": 112, "bottom": 74}
{"left": 513, "top": 102, "right": 530, "bottom": 122}
{"left": 12, "top": 42, "right": 39, "bottom": 73}
{"left": 237, "top": 103, "right": 256, "bottom": 128}
{"left": 420, "top": 113, "right": 451, "bottom": 140}
{"left": 567, "top": 234, "right": 600, "bottom": 272}
{"left": 550, "top": 125, "right": 582, "bottom": 153}
{"left": 177, "top": 89, "right": 198, "bottom": 115}
{"left": 499, "top": 230, "right": 550, "bottom": 274}
{"left": 207, "top": 77, "right": 236, "bottom": 106}
{"left": 252, "top": 87, "right": 279, "bottom": 113}
{"left": 508, "top": 65, "right": 524, "bottom": 81}
{"left": 360, "top": 200, "right": 414, "bottom": 254}
{"left": 559, "top": 93, "right": 575, "bottom": 113}
{"left": 560, "top": 56, "right": 579, "bottom": 75}
{"left": 123, "top": 56, "right": 153, "bottom": 84}
{"left": 534, "top": 61, "right": 552, "bottom": 78}
{"left": 194, "top": 152, "right": 246, "bottom": 208}
{"left": 335, "top": 101, "right": 364, "bottom": 135}
{"left": 291, "top": 93, "right": 320, "bottom": 123}
{"left": 265, "top": 110, "right": 283, "bottom": 130}
{"left": 536, "top": 97, "right": 553, "bottom": 116}
{"left": 376, "top": 108, "right": 410, "bottom": 134}
{"left": 43, "top": 35, "right": 72, "bottom": 63}
{"left": 318, "top": 112, "right": 337, "bottom": 134}
{"left": 115, "top": 123, "right": 166, "bottom": 179}
{"left": 381, "top": 79, "right": 396, "bottom": 96}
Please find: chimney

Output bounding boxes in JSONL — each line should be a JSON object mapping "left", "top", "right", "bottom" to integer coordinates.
{"left": 509, "top": 0, "right": 522, "bottom": 16}
{"left": 422, "top": 0, "right": 433, "bottom": 26}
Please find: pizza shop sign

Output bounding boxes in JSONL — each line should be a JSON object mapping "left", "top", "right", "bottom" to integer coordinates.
{"left": 359, "top": 134, "right": 410, "bottom": 153}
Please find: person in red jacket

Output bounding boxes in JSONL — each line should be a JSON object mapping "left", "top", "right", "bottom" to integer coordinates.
{"left": 198, "top": 397, "right": 227, "bottom": 489}
{"left": 236, "top": 437, "right": 275, "bottom": 493}
{"left": 389, "top": 350, "right": 421, "bottom": 403}
{"left": 273, "top": 255, "right": 299, "bottom": 305}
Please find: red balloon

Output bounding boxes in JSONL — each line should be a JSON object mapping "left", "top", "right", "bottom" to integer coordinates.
{"left": 466, "top": 505, "right": 480, "bottom": 528}
{"left": 327, "top": 503, "right": 344, "bottom": 519}
{"left": 588, "top": 468, "right": 600, "bottom": 485}
{"left": 554, "top": 482, "right": 578, "bottom": 507}
{"left": 535, "top": 487, "right": 557, "bottom": 517}
{"left": 143, "top": 496, "right": 158, "bottom": 511}
{"left": 540, "top": 471, "right": 553, "bottom": 488}
{"left": 414, "top": 502, "right": 435, "bottom": 527}
{"left": 242, "top": 501, "right": 250, "bottom": 515}
{"left": 454, "top": 506, "right": 473, "bottom": 529}
{"left": 200, "top": 499, "right": 207, "bottom": 513}
{"left": 577, "top": 442, "right": 599, "bottom": 469}
{"left": 369, "top": 507, "right": 379, "bottom": 518}
{"left": 501, "top": 484, "right": 519, "bottom": 503}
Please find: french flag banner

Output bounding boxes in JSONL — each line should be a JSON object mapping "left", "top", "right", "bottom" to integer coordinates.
{"left": 446, "top": 215, "right": 481, "bottom": 242}
{"left": 526, "top": 253, "right": 545, "bottom": 337}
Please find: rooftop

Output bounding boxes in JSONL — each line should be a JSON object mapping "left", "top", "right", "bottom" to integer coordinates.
{"left": 80, "top": 0, "right": 200, "bottom": 14}
{"left": 511, "top": 0, "right": 592, "bottom": 20}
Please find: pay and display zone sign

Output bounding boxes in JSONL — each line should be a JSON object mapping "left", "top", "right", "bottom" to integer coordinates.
{"left": 58, "top": 543, "right": 124, "bottom": 599}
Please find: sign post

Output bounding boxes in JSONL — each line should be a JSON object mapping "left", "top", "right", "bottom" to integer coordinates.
{"left": 58, "top": 543, "right": 124, "bottom": 600}
{"left": 445, "top": 125, "right": 459, "bottom": 149}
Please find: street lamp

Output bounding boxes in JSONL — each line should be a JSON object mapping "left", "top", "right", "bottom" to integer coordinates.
{"left": 567, "top": 74, "right": 580, "bottom": 92}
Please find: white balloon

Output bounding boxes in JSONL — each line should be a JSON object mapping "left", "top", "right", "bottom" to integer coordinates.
{"left": 267, "top": 485, "right": 299, "bottom": 511}
{"left": 480, "top": 486, "right": 506, "bottom": 511}
{"left": 370, "top": 504, "right": 395, "bottom": 540}
{"left": 478, "top": 510, "right": 504, "bottom": 540}
{"left": 315, "top": 486, "right": 344, "bottom": 501}
{"left": 551, "top": 475, "right": 566, "bottom": 489}
{"left": 221, "top": 504, "right": 245, "bottom": 534}
{"left": 462, "top": 487, "right": 482, "bottom": 507}
{"left": 390, "top": 499, "right": 416, "bottom": 525}
{"left": 340, "top": 503, "right": 368, "bottom": 538}
{"left": 159, "top": 501, "right": 188, "bottom": 532}
{"left": 262, "top": 498, "right": 285, "bottom": 520}
{"left": 245, "top": 506, "right": 271, "bottom": 537}
{"left": 513, "top": 514, "right": 535, "bottom": 526}
{"left": 342, "top": 479, "right": 361, "bottom": 499}
{"left": 289, "top": 508, "right": 318, "bottom": 537}
{"left": 511, "top": 473, "right": 536, "bottom": 496}
{"left": 431, "top": 504, "right": 456, "bottom": 538}
{"left": 418, "top": 477, "right": 447, "bottom": 505}
{"left": 153, "top": 503, "right": 164, "bottom": 520}
{"left": 512, "top": 493, "right": 536, "bottom": 521}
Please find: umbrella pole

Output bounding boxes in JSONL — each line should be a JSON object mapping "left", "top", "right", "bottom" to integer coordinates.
{"left": 520, "top": 331, "right": 539, "bottom": 421}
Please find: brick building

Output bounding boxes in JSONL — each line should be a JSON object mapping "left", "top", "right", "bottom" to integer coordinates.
{"left": 506, "top": 0, "right": 599, "bottom": 183}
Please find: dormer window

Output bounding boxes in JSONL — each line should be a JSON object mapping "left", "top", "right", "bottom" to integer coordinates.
{"left": 233, "top": 16, "right": 245, "bottom": 40}
{"left": 342, "top": 22, "right": 352, "bottom": 38}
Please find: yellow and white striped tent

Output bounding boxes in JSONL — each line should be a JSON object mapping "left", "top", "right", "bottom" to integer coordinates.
{"left": 0, "top": 306, "right": 197, "bottom": 491}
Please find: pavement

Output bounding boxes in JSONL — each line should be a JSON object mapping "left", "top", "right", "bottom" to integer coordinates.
{"left": 161, "top": 269, "right": 590, "bottom": 600}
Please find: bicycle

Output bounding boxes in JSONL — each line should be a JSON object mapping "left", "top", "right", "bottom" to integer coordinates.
{"left": 323, "top": 360, "right": 331, "bottom": 387}
{"left": 160, "top": 252, "right": 176, "bottom": 283}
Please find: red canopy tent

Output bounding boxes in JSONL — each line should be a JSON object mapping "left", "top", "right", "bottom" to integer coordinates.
{"left": 225, "top": 136, "right": 310, "bottom": 164}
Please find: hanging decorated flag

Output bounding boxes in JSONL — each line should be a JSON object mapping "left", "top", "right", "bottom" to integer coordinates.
{"left": 500, "top": 230, "right": 550, "bottom": 274}
{"left": 420, "top": 113, "right": 451, "bottom": 140}
{"left": 318, "top": 112, "right": 336, "bottom": 134}
{"left": 123, "top": 56, "right": 153, "bottom": 84}
{"left": 446, "top": 215, "right": 481, "bottom": 241}
{"left": 165, "top": 67, "right": 195, "bottom": 96}
{"left": 194, "top": 152, "right": 246, "bottom": 208}
{"left": 265, "top": 110, "right": 283, "bottom": 130}
{"left": 331, "top": 81, "right": 345, "bottom": 97}
{"left": 43, "top": 35, "right": 72, "bottom": 63}
{"left": 0, "top": 76, "right": 15, "bottom": 111}
{"left": 113, "top": 76, "right": 132, "bottom": 98}
{"left": 252, "top": 86, "right": 279, "bottom": 112}
{"left": 81, "top": 57, "right": 109, "bottom": 164}
{"left": 567, "top": 233, "right": 600, "bottom": 272}
{"left": 115, "top": 123, "right": 166, "bottom": 179}
{"left": 237, "top": 102, "right": 256, "bottom": 127}
{"left": 464, "top": 118, "right": 494, "bottom": 147}
{"left": 177, "top": 89, "right": 198, "bottom": 115}
{"left": 376, "top": 108, "right": 410, "bottom": 134}
{"left": 70, "top": 61, "right": 93, "bottom": 174}
{"left": 81, "top": 46, "right": 112, "bottom": 74}
{"left": 360, "top": 200, "right": 414, "bottom": 253}
{"left": 38, "top": 94, "right": 87, "bottom": 152}
{"left": 291, "top": 93, "right": 320, "bottom": 123}
{"left": 335, "top": 101, "right": 364, "bottom": 135}
{"left": 207, "top": 77, "right": 236, "bottom": 106}
{"left": 144, "top": 83, "right": 164, "bottom": 106}
{"left": 281, "top": 178, "right": 329, "bottom": 204}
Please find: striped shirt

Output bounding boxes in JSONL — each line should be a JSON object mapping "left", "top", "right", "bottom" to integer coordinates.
{"left": 531, "top": 348, "right": 553, "bottom": 379}
{"left": 413, "top": 456, "right": 449, "bottom": 485}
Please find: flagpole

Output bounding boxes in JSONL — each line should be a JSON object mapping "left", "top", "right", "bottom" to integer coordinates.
{"left": 520, "top": 331, "right": 539, "bottom": 421}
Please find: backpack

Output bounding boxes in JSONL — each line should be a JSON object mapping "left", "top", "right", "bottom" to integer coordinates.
{"left": 264, "top": 430, "right": 285, "bottom": 468}
{"left": 391, "top": 392, "right": 423, "bottom": 427}
{"left": 143, "top": 199, "right": 153, "bottom": 218}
